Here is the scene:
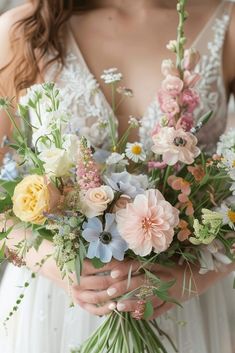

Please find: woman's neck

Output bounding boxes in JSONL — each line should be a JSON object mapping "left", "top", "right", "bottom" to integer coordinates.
{"left": 88, "top": 0, "right": 218, "bottom": 12}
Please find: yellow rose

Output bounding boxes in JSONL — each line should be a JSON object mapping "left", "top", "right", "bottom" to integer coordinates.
{"left": 12, "top": 175, "right": 60, "bottom": 225}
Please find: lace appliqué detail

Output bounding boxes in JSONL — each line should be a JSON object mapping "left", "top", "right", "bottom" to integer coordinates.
{"left": 45, "top": 53, "right": 113, "bottom": 149}
{"left": 195, "top": 13, "right": 230, "bottom": 151}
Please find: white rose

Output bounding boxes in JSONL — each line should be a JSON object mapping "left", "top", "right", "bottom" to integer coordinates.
{"left": 39, "top": 148, "right": 72, "bottom": 177}
{"left": 63, "top": 134, "right": 80, "bottom": 163}
{"left": 80, "top": 186, "right": 114, "bottom": 218}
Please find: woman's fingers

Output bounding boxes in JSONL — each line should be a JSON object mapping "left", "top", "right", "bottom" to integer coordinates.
{"left": 77, "top": 300, "right": 117, "bottom": 316}
{"left": 82, "top": 258, "right": 140, "bottom": 278}
{"left": 74, "top": 273, "right": 146, "bottom": 305}
{"left": 116, "top": 296, "right": 161, "bottom": 313}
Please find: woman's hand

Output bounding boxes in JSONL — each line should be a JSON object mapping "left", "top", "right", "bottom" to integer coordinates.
{"left": 67, "top": 257, "right": 235, "bottom": 318}
{"left": 69, "top": 258, "right": 142, "bottom": 316}
{"left": 115, "top": 261, "right": 235, "bottom": 320}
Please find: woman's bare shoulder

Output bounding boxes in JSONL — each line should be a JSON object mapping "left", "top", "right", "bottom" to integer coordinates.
{"left": 0, "top": 4, "right": 33, "bottom": 67}
{"left": 0, "top": 4, "right": 33, "bottom": 95}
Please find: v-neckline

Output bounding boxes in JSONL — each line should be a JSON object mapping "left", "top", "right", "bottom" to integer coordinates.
{"left": 67, "top": 0, "right": 225, "bottom": 123}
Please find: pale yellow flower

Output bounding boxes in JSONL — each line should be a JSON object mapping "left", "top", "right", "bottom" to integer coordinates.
{"left": 12, "top": 175, "right": 60, "bottom": 225}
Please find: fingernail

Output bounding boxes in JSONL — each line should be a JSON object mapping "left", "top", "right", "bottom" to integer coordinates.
{"left": 117, "top": 302, "right": 126, "bottom": 311}
{"left": 107, "top": 287, "right": 117, "bottom": 296}
{"left": 111, "top": 270, "right": 121, "bottom": 279}
{"left": 108, "top": 302, "right": 116, "bottom": 310}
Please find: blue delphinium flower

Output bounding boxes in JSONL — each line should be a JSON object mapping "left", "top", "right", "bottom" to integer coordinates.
{"left": 82, "top": 214, "right": 128, "bottom": 263}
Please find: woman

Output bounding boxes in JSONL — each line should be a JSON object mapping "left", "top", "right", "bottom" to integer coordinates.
{"left": 0, "top": 0, "right": 235, "bottom": 352}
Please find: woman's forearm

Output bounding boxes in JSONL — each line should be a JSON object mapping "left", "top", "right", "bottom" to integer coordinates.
{"left": 0, "top": 220, "right": 67, "bottom": 290}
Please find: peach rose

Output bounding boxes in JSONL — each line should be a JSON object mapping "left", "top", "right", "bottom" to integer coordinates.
{"left": 80, "top": 186, "right": 114, "bottom": 218}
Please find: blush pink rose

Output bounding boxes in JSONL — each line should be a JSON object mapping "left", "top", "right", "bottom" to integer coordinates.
{"left": 183, "top": 48, "right": 200, "bottom": 71}
{"left": 161, "top": 75, "right": 184, "bottom": 96}
{"left": 79, "top": 185, "right": 114, "bottom": 218}
{"left": 152, "top": 127, "right": 201, "bottom": 165}
{"left": 181, "top": 88, "right": 199, "bottom": 113}
{"left": 158, "top": 90, "right": 180, "bottom": 117}
{"left": 116, "top": 189, "right": 179, "bottom": 256}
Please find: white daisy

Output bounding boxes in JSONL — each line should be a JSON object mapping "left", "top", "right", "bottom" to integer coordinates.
{"left": 221, "top": 149, "right": 235, "bottom": 180}
{"left": 219, "top": 203, "right": 235, "bottom": 230}
{"left": 101, "top": 68, "right": 123, "bottom": 84}
{"left": 125, "top": 142, "right": 146, "bottom": 163}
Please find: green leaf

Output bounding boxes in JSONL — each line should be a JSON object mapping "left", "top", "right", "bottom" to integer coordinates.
{"left": 0, "top": 194, "right": 12, "bottom": 212}
{"left": 75, "top": 241, "right": 87, "bottom": 284}
{"left": 0, "top": 225, "right": 14, "bottom": 241}
{"left": 91, "top": 257, "right": 105, "bottom": 269}
{"left": 143, "top": 301, "right": 154, "bottom": 319}
{"left": 0, "top": 242, "right": 6, "bottom": 262}
{"left": 32, "top": 225, "right": 53, "bottom": 241}
{"left": 0, "top": 179, "right": 20, "bottom": 197}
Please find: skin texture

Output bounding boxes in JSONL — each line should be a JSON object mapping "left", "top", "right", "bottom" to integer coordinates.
{"left": 0, "top": 0, "right": 235, "bottom": 318}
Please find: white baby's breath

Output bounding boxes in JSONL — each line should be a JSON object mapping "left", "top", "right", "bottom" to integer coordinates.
{"left": 128, "top": 116, "right": 141, "bottom": 128}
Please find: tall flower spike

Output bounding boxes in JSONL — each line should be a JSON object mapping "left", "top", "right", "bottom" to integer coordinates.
{"left": 76, "top": 137, "right": 101, "bottom": 191}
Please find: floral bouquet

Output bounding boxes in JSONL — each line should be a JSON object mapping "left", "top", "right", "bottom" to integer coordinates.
{"left": 0, "top": 1, "right": 235, "bottom": 352}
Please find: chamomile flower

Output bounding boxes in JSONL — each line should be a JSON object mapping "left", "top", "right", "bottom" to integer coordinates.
{"left": 219, "top": 203, "right": 235, "bottom": 230}
{"left": 125, "top": 142, "right": 146, "bottom": 163}
{"left": 101, "top": 68, "right": 123, "bottom": 84}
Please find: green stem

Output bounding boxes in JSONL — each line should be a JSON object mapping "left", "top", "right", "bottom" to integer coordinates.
{"left": 162, "top": 166, "right": 172, "bottom": 194}
{"left": 176, "top": 0, "right": 188, "bottom": 75}
{"left": 5, "top": 109, "right": 25, "bottom": 142}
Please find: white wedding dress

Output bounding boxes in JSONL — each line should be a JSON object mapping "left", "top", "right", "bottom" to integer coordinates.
{"left": 0, "top": 1, "right": 235, "bottom": 352}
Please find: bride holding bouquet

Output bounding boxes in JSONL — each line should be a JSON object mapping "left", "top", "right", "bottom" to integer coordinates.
{"left": 0, "top": 0, "right": 235, "bottom": 352}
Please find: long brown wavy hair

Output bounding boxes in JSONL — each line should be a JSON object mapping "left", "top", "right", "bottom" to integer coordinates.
{"left": 5, "top": 0, "right": 91, "bottom": 95}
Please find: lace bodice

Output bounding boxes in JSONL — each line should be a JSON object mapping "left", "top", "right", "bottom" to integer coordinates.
{"left": 41, "top": 0, "right": 234, "bottom": 152}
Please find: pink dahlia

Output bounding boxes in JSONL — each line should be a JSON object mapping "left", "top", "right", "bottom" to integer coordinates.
{"left": 152, "top": 127, "right": 201, "bottom": 165}
{"left": 116, "top": 189, "right": 179, "bottom": 256}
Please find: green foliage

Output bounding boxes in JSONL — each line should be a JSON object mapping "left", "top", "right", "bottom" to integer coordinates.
{"left": 91, "top": 257, "right": 105, "bottom": 269}
{"left": 75, "top": 241, "right": 87, "bottom": 284}
{"left": 143, "top": 301, "right": 154, "bottom": 320}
